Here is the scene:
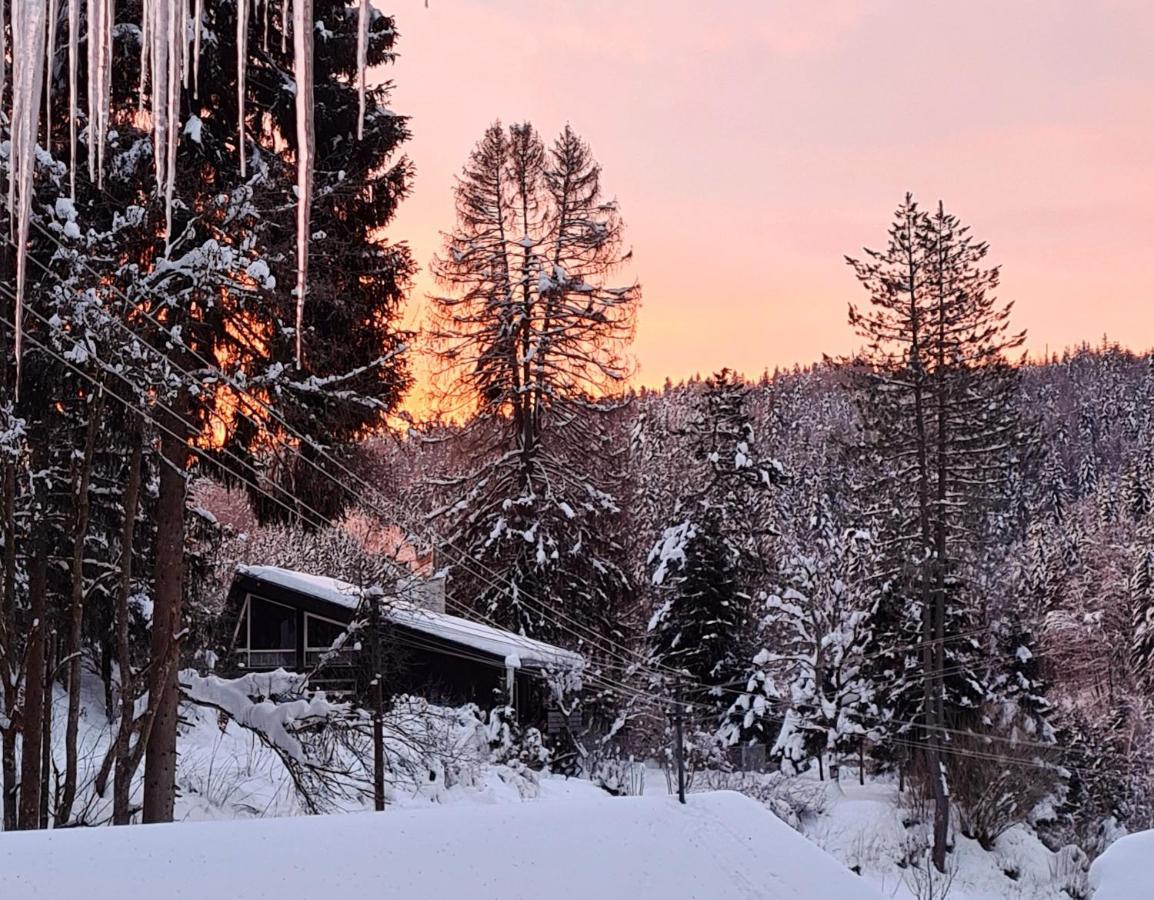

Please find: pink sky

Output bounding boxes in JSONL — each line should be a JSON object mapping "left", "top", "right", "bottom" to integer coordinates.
{"left": 383, "top": 0, "right": 1154, "bottom": 404}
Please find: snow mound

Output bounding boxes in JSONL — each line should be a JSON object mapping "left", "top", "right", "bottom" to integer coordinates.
{"left": 1090, "top": 829, "right": 1153, "bottom": 899}
{"left": 0, "top": 791, "right": 878, "bottom": 900}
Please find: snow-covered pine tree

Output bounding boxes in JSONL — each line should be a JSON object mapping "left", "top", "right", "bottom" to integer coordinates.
{"left": 647, "top": 510, "right": 743, "bottom": 707}
{"left": 428, "top": 122, "right": 638, "bottom": 658}
{"left": 1129, "top": 546, "right": 1154, "bottom": 689}
{"left": 645, "top": 370, "right": 784, "bottom": 722}
{"left": 722, "top": 501, "right": 880, "bottom": 779}
{"left": 845, "top": 195, "right": 1029, "bottom": 872}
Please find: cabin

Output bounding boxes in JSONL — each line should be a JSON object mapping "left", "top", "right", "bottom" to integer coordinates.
{"left": 223, "top": 565, "right": 583, "bottom": 729}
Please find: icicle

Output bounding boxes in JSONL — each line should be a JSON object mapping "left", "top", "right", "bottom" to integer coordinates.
{"left": 181, "top": 0, "right": 190, "bottom": 89}
{"left": 44, "top": 0, "right": 57, "bottom": 154}
{"left": 193, "top": 0, "right": 202, "bottom": 97}
{"left": 140, "top": 0, "right": 150, "bottom": 108}
{"left": 68, "top": 0, "right": 79, "bottom": 198}
{"left": 0, "top": 0, "right": 7, "bottom": 115}
{"left": 356, "top": 0, "right": 368, "bottom": 140}
{"left": 262, "top": 0, "right": 269, "bottom": 51}
{"left": 280, "top": 0, "right": 288, "bottom": 52}
{"left": 163, "top": 0, "right": 182, "bottom": 243}
{"left": 293, "top": 0, "right": 314, "bottom": 366}
{"left": 9, "top": 0, "right": 50, "bottom": 395}
{"left": 86, "top": 0, "right": 113, "bottom": 185}
{"left": 237, "top": 0, "right": 249, "bottom": 177}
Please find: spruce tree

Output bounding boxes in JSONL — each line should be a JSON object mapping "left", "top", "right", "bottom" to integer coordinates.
{"left": 647, "top": 510, "right": 743, "bottom": 705}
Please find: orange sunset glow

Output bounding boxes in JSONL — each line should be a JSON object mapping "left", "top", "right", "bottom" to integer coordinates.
{"left": 383, "top": 0, "right": 1154, "bottom": 416}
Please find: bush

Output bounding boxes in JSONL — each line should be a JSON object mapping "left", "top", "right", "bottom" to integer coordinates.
{"left": 948, "top": 729, "right": 1059, "bottom": 851}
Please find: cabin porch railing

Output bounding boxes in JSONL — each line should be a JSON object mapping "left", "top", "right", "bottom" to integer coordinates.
{"left": 239, "top": 649, "right": 297, "bottom": 669}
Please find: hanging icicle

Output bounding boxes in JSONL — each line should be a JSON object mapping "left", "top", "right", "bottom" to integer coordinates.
{"left": 85, "top": 0, "right": 113, "bottom": 185}
{"left": 293, "top": 0, "right": 315, "bottom": 366}
{"left": 236, "top": 0, "right": 249, "bottom": 177}
{"left": 44, "top": 0, "right": 57, "bottom": 154}
{"left": 140, "top": 0, "right": 151, "bottom": 107}
{"left": 356, "top": 0, "right": 368, "bottom": 140}
{"left": 193, "top": 0, "right": 202, "bottom": 97}
{"left": 146, "top": 0, "right": 189, "bottom": 243}
{"left": 68, "top": 0, "right": 79, "bottom": 198}
{"left": 0, "top": 0, "right": 7, "bottom": 117}
{"left": 9, "top": 0, "right": 50, "bottom": 394}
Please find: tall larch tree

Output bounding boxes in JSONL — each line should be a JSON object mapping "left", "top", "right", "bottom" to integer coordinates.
{"left": 428, "top": 122, "right": 639, "bottom": 719}
{"left": 845, "top": 194, "right": 1029, "bottom": 871}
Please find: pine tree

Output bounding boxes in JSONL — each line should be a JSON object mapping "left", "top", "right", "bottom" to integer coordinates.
{"left": 647, "top": 511, "right": 743, "bottom": 705}
{"left": 645, "top": 370, "right": 783, "bottom": 724}
{"left": 727, "top": 523, "right": 880, "bottom": 777}
{"left": 1129, "top": 547, "right": 1154, "bottom": 688}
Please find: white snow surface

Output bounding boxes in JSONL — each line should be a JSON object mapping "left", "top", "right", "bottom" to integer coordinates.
{"left": 1090, "top": 829, "right": 1152, "bottom": 899}
{"left": 0, "top": 791, "right": 878, "bottom": 900}
{"left": 238, "top": 564, "right": 583, "bottom": 670}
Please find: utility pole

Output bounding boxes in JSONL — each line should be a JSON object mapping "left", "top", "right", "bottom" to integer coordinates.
{"left": 672, "top": 680, "right": 687, "bottom": 805}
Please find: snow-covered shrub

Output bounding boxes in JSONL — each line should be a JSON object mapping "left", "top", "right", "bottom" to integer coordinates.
{"left": 1048, "top": 845, "right": 1090, "bottom": 900}
{"left": 484, "top": 705, "right": 550, "bottom": 771}
{"left": 948, "top": 725, "right": 1061, "bottom": 851}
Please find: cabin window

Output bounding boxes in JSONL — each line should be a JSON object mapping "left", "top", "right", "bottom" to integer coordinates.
{"left": 305, "top": 614, "right": 353, "bottom": 667}
{"left": 243, "top": 596, "right": 298, "bottom": 668}
{"left": 305, "top": 614, "right": 346, "bottom": 651}
{"left": 250, "top": 597, "right": 297, "bottom": 649}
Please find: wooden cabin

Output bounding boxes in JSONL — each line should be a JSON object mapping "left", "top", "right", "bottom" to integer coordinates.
{"left": 224, "top": 565, "right": 583, "bottom": 728}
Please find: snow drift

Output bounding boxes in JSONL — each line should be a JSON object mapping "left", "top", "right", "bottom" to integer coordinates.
{"left": 0, "top": 790, "right": 878, "bottom": 900}
{"left": 1089, "top": 829, "right": 1153, "bottom": 899}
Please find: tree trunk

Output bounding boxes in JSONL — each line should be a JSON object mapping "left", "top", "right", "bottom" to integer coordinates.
{"left": 900, "top": 208, "right": 949, "bottom": 874}
{"left": 57, "top": 398, "right": 101, "bottom": 825}
{"left": 1, "top": 458, "right": 18, "bottom": 831}
{"left": 40, "top": 627, "right": 56, "bottom": 829}
{"left": 142, "top": 401, "right": 188, "bottom": 824}
{"left": 928, "top": 212, "right": 952, "bottom": 874}
{"left": 369, "top": 590, "right": 385, "bottom": 812}
{"left": 113, "top": 414, "right": 143, "bottom": 825}
{"left": 17, "top": 435, "right": 49, "bottom": 829}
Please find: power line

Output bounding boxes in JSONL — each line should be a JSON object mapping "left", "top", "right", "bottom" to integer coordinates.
{"left": 13, "top": 225, "right": 679, "bottom": 682}
{"left": 2, "top": 298, "right": 679, "bottom": 716}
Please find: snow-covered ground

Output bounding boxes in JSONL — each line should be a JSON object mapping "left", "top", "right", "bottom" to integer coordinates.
{"left": 0, "top": 790, "right": 878, "bottom": 900}
{"left": 1089, "top": 829, "right": 1152, "bottom": 899}
{"left": 805, "top": 778, "right": 1076, "bottom": 899}
{"left": 675, "top": 770, "right": 1087, "bottom": 900}
{"left": 11, "top": 680, "right": 1099, "bottom": 898}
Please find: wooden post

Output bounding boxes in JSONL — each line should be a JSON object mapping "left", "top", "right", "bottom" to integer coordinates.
{"left": 368, "top": 587, "right": 385, "bottom": 812}
{"left": 672, "top": 682, "right": 686, "bottom": 805}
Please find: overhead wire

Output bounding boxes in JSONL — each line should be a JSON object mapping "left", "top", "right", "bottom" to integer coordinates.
{"left": 13, "top": 223, "right": 682, "bottom": 682}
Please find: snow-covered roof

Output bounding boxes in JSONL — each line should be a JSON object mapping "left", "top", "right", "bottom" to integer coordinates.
{"left": 237, "top": 565, "right": 582, "bottom": 671}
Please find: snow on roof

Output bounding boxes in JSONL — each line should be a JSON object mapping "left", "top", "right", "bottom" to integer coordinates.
{"left": 237, "top": 565, "right": 582, "bottom": 670}
{"left": 0, "top": 791, "right": 880, "bottom": 900}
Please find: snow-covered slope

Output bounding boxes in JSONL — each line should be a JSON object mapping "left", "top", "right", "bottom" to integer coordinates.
{"left": 0, "top": 790, "right": 879, "bottom": 900}
{"left": 1089, "top": 829, "right": 1152, "bottom": 899}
